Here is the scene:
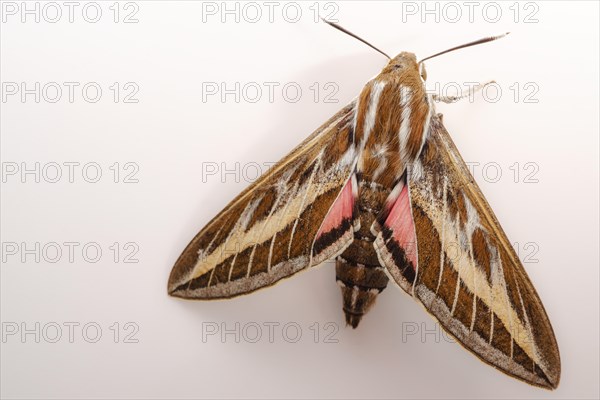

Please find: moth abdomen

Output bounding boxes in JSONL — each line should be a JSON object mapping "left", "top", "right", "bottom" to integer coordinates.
{"left": 335, "top": 252, "right": 389, "bottom": 329}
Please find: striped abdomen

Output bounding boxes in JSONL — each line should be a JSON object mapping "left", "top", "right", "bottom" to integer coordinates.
{"left": 336, "top": 183, "right": 390, "bottom": 328}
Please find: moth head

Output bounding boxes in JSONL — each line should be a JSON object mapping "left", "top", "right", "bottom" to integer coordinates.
{"left": 384, "top": 52, "right": 419, "bottom": 73}
{"left": 379, "top": 52, "right": 426, "bottom": 86}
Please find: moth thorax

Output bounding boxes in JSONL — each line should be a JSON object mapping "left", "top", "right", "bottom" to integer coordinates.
{"left": 400, "top": 83, "right": 431, "bottom": 168}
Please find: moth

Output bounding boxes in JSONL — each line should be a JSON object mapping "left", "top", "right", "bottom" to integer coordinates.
{"left": 168, "top": 21, "right": 560, "bottom": 389}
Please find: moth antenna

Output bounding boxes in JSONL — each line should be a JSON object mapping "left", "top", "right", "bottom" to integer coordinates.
{"left": 321, "top": 18, "right": 391, "bottom": 60}
{"left": 418, "top": 32, "right": 510, "bottom": 64}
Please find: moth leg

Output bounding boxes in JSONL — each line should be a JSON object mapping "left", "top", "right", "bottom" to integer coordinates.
{"left": 433, "top": 80, "right": 495, "bottom": 103}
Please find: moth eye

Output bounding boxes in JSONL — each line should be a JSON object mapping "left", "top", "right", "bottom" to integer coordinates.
{"left": 420, "top": 63, "right": 427, "bottom": 81}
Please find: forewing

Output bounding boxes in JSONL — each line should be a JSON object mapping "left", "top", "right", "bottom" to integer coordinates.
{"left": 168, "top": 102, "right": 359, "bottom": 299}
{"left": 375, "top": 114, "right": 560, "bottom": 389}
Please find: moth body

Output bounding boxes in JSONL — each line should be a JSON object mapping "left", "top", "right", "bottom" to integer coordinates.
{"left": 335, "top": 52, "right": 432, "bottom": 327}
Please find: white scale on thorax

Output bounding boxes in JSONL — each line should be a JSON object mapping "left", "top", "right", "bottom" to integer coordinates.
{"left": 355, "top": 80, "right": 386, "bottom": 174}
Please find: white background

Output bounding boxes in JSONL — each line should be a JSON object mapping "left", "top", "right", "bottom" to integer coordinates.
{"left": 1, "top": 1, "right": 598, "bottom": 399}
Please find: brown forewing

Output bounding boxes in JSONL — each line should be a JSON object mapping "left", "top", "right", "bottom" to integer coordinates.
{"left": 380, "top": 114, "right": 560, "bottom": 389}
{"left": 168, "top": 101, "right": 359, "bottom": 299}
